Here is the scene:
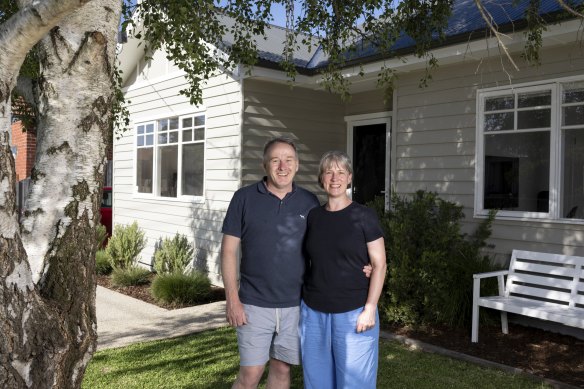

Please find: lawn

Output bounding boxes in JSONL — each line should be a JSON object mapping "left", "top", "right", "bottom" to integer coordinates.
{"left": 83, "top": 327, "right": 551, "bottom": 388}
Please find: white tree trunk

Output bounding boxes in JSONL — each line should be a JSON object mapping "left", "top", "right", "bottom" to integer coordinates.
{"left": 0, "top": 1, "right": 122, "bottom": 388}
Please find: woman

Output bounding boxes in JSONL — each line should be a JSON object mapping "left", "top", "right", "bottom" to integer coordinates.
{"left": 300, "top": 150, "right": 387, "bottom": 389}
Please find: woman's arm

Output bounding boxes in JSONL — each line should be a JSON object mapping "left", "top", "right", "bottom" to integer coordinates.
{"left": 356, "top": 237, "right": 387, "bottom": 333}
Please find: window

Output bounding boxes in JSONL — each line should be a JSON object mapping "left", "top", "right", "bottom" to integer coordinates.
{"left": 135, "top": 113, "right": 205, "bottom": 199}
{"left": 476, "top": 80, "right": 584, "bottom": 221}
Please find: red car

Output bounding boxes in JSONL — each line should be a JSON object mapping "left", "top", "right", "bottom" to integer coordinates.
{"left": 100, "top": 186, "right": 112, "bottom": 237}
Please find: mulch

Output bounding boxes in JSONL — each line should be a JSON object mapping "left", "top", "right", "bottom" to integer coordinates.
{"left": 97, "top": 275, "right": 583, "bottom": 387}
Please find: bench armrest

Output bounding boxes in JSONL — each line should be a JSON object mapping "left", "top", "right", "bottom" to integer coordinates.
{"left": 473, "top": 270, "right": 509, "bottom": 280}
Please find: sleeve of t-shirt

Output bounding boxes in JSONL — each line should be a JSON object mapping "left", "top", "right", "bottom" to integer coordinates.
{"left": 361, "top": 207, "right": 384, "bottom": 243}
{"left": 221, "top": 190, "right": 243, "bottom": 238}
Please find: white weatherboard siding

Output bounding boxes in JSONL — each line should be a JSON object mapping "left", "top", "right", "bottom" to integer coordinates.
{"left": 242, "top": 79, "right": 346, "bottom": 198}
{"left": 393, "top": 43, "right": 584, "bottom": 257}
{"left": 114, "top": 51, "right": 242, "bottom": 285}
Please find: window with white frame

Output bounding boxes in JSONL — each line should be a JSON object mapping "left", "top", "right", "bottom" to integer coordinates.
{"left": 135, "top": 113, "right": 205, "bottom": 198}
{"left": 476, "top": 80, "right": 584, "bottom": 221}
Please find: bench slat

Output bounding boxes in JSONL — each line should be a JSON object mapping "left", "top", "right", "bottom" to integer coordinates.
{"left": 512, "top": 261, "right": 577, "bottom": 277}
{"left": 507, "top": 273, "right": 575, "bottom": 291}
{"left": 478, "top": 296, "right": 584, "bottom": 328}
{"left": 512, "top": 250, "right": 584, "bottom": 266}
{"left": 508, "top": 285, "right": 572, "bottom": 303}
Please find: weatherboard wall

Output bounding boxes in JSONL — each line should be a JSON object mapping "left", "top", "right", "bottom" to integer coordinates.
{"left": 114, "top": 50, "right": 242, "bottom": 285}
{"left": 392, "top": 42, "right": 584, "bottom": 258}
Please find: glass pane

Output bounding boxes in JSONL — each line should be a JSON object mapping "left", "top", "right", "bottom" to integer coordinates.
{"left": 145, "top": 124, "right": 154, "bottom": 133}
{"left": 563, "top": 84, "right": 584, "bottom": 103}
{"left": 517, "top": 109, "right": 551, "bottom": 129}
{"left": 183, "top": 129, "right": 192, "bottom": 142}
{"left": 485, "top": 96, "right": 514, "bottom": 111}
{"left": 194, "top": 128, "right": 205, "bottom": 140}
{"left": 101, "top": 189, "right": 112, "bottom": 207}
{"left": 169, "top": 131, "right": 179, "bottom": 143}
{"left": 483, "top": 132, "right": 550, "bottom": 212}
{"left": 562, "top": 128, "right": 584, "bottom": 219}
{"left": 563, "top": 105, "right": 584, "bottom": 126}
{"left": 518, "top": 91, "right": 551, "bottom": 108}
{"left": 137, "top": 136, "right": 144, "bottom": 147}
{"left": 158, "top": 145, "right": 178, "bottom": 197}
{"left": 158, "top": 119, "right": 168, "bottom": 132}
{"left": 158, "top": 133, "right": 167, "bottom": 144}
{"left": 484, "top": 112, "right": 513, "bottom": 132}
{"left": 146, "top": 134, "right": 154, "bottom": 145}
{"left": 195, "top": 116, "right": 205, "bottom": 126}
{"left": 182, "top": 143, "right": 204, "bottom": 196}
{"left": 137, "top": 125, "right": 144, "bottom": 134}
{"left": 136, "top": 148, "right": 153, "bottom": 193}
{"left": 169, "top": 117, "right": 179, "bottom": 130}
{"left": 182, "top": 117, "right": 193, "bottom": 128}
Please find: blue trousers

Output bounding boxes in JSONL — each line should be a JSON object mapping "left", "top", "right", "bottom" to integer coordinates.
{"left": 299, "top": 301, "right": 379, "bottom": 389}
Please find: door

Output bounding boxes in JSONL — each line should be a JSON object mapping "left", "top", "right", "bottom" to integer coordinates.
{"left": 351, "top": 122, "right": 389, "bottom": 205}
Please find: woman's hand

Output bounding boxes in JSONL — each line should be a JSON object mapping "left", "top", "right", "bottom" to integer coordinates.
{"left": 356, "top": 304, "right": 376, "bottom": 333}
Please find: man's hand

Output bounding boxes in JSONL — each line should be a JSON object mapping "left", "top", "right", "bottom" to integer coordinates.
{"left": 363, "top": 263, "right": 373, "bottom": 278}
{"left": 356, "top": 304, "right": 376, "bottom": 333}
{"left": 226, "top": 297, "right": 247, "bottom": 327}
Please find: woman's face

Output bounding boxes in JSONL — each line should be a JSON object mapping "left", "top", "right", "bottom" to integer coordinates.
{"left": 321, "top": 161, "right": 352, "bottom": 199}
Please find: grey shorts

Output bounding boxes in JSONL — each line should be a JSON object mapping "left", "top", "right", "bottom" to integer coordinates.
{"left": 236, "top": 304, "right": 301, "bottom": 366}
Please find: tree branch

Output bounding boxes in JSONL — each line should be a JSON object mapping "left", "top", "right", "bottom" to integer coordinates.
{"left": 474, "top": 0, "right": 519, "bottom": 71}
{"left": 555, "top": 0, "right": 584, "bottom": 19}
{"left": 0, "top": 0, "right": 90, "bottom": 77}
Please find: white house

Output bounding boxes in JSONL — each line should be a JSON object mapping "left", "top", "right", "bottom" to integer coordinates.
{"left": 114, "top": 0, "right": 584, "bottom": 286}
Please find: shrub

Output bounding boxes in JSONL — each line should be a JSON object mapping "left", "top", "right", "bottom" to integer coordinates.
{"left": 151, "top": 271, "right": 211, "bottom": 305}
{"left": 371, "top": 190, "right": 500, "bottom": 328}
{"left": 153, "top": 233, "right": 194, "bottom": 275}
{"left": 106, "top": 221, "right": 146, "bottom": 270}
{"left": 95, "top": 250, "right": 112, "bottom": 275}
{"left": 96, "top": 224, "right": 108, "bottom": 248}
{"left": 111, "top": 266, "right": 151, "bottom": 287}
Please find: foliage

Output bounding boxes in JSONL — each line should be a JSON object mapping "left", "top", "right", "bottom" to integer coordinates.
{"left": 119, "top": 0, "right": 584, "bottom": 105}
{"left": 106, "top": 222, "right": 147, "bottom": 270}
{"left": 111, "top": 266, "right": 151, "bottom": 287}
{"left": 370, "top": 191, "right": 500, "bottom": 328}
{"left": 82, "top": 327, "right": 551, "bottom": 389}
{"left": 150, "top": 271, "right": 210, "bottom": 305}
{"left": 153, "top": 233, "right": 194, "bottom": 275}
{"left": 95, "top": 250, "right": 112, "bottom": 276}
{"left": 95, "top": 223, "right": 108, "bottom": 248}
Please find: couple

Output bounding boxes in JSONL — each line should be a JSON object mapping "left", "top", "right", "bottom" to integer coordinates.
{"left": 221, "top": 137, "right": 387, "bottom": 389}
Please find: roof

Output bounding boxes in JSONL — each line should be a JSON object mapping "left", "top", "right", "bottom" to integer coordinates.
{"left": 253, "top": 0, "right": 583, "bottom": 73}
{"left": 118, "top": 0, "right": 582, "bottom": 85}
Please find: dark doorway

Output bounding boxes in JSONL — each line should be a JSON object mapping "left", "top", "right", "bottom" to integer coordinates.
{"left": 352, "top": 123, "right": 387, "bottom": 205}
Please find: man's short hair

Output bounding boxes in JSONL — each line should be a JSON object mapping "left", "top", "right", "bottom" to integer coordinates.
{"left": 262, "top": 137, "right": 298, "bottom": 166}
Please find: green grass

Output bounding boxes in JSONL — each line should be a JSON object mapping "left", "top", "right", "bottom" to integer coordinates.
{"left": 83, "top": 327, "right": 551, "bottom": 389}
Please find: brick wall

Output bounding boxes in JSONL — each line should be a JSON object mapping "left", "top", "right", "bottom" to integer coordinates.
{"left": 11, "top": 120, "right": 36, "bottom": 182}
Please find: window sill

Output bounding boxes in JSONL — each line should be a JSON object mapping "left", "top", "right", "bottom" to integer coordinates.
{"left": 131, "top": 193, "right": 206, "bottom": 205}
{"left": 473, "top": 211, "right": 584, "bottom": 226}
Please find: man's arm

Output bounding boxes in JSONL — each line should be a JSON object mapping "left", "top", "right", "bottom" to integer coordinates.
{"left": 220, "top": 234, "right": 247, "bottom": 327}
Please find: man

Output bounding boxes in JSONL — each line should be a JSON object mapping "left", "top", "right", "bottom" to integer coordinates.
{"left": 221, "top": 137, "right": 319, "bottom": 389}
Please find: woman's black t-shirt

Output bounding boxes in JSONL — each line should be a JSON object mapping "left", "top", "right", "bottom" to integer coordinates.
{"left": 302, "top": 202, "right": 384, "bottom": 313}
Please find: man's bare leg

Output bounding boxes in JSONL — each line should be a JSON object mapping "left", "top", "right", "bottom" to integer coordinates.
{"left": 266, "top": 358, "right": 291, "bottom": 389}
{"left": 232, "top": 365, "right": 265, "bottom": 389}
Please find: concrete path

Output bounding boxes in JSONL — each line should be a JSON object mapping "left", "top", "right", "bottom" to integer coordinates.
{"left": 96, "top": 285, "right": 227, "bottom": 350}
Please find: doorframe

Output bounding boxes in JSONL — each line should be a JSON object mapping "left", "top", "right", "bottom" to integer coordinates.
{"left": 344, "top": 111, "right": 392, "bottom": 209}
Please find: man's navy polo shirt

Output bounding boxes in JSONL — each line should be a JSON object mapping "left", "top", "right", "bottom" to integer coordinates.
{"left": 222, "top": 179, "right": 320, "bottom": 308}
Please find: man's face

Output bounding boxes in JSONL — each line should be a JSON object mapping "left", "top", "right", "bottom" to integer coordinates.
{"left": 264, "top": 142, "right": 299, "bottom": 191}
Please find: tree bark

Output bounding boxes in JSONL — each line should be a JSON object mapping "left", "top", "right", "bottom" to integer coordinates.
{"left": 0, "top": 1, "right": 122, "bottom": 388}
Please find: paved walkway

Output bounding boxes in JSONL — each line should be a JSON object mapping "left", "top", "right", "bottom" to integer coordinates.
{"left": 96, "top": 285, "right": 227, "bottom": 350}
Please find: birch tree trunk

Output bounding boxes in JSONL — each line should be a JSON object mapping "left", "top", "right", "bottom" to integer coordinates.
{"left": 0, "top": 1, "right": 122, "bottom": 388}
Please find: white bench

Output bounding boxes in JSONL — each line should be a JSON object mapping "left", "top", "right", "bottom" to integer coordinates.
{"left": 471, "top": 249, "right": 584, "bottom": 343}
